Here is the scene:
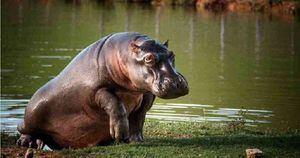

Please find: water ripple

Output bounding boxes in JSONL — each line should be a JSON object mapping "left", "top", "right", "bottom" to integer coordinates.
{"left": 0, "top": 100, "right": 273, "bottom": 133}
{"left": 31, "top": 55, "right": 72, "bottom": 60}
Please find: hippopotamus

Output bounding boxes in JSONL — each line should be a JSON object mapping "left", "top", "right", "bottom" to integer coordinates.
{"left": 16, "top": 32, "right": 189, "bottom": 149}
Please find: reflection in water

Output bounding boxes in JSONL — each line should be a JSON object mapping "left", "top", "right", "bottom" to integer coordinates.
{"left": 1, "top": 1, "right": 300, "bottom": 130}
{"left": 254, "top": 14, "right": 262, "bottom": 79}
{"left": 255, "top": 14, "right": 263, "bottom": 54}
{"left": 124, "top": 4, "right": 130, "bottom": 31}
{"left": 31, "top": 55, "right": 72, "bottom": 60}
{"left": 45, "top": 0, "right": 50, "bottom": 24}
{"left": 218, "top": 14, "right": 225, "bottom": 104}
{"left": 187, "top": 12, "right": 195, "bottom": 86}
{"left": 290, "top": 20, "right": 294, "bottom": 55}
{"left": 219, "top": 14, "right": 225, "bottom": 79}
{"left": 99, "top": 8, "right": 104, "bottom": 36}
{"left": 290, "top": 20, "right": 295, "bottom": 78}
{"left": 189, "top": 12, "right": 194, "bottom": 52}
{"left": 71, "top": 1, "right": 77, "bottom": 39}
{"left": 0, "top": 99, "right": 273, "bottom": 134}
{"left": 155, "top": 6, "right": 162, "bottom": 39}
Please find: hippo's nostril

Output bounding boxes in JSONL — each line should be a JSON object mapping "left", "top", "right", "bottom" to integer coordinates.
{"left": 163, "top": 78, "right": 171, "bottom": 86}
{"left": 176, "top": 82, "right": 179, "bottom": 88}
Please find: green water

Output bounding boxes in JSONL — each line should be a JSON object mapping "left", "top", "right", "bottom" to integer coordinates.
{"left": 1, "top": 0, "right": 300, "bottom": 132}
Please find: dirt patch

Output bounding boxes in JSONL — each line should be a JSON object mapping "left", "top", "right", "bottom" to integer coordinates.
{"left": 1, "top": 146, "right": 62, "bottom": 158}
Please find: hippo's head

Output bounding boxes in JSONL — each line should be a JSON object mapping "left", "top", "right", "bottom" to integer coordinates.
{"left": 128, "top": 39, "right": 189, "bottom": 99}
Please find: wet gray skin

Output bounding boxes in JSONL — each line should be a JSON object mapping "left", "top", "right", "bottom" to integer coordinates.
{"left": 16, "top": 32, "right": 189, "bottom": 149}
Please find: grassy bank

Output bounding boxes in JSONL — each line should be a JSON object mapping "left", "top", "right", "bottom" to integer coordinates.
{"left": 1, "top": 120, "right": 300, "bottom": 157}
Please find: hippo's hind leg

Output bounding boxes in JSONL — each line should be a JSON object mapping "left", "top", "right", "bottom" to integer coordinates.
{"left": 16, "top": 134, "right": 45, "bottom": 149}
{"left": 16, "top": 122, "right": 45, "bottom": 149}
{"left": 129, "top": 93, "right": 155, "bottom": 142}
{"left": 16, "top": 122, "right": 35, "bottom": 148}
{"left": 16, "top": 134, "right": 34, "bottom": 148}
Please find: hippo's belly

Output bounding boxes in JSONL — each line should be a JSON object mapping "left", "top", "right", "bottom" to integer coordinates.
{"left": 27, "top": 81, "right": 143, "bottom": 148}
{"left": 31, "top": 84, "right": 112, "bottom": 148}
{"left": 51, "top": 91, "right": 143, "bottom": 148}
{"left": 49, "top": 90, "right": 143, "bottom": 148}
{"left": 47, "top": 110, "right": 111, "bottom": 148}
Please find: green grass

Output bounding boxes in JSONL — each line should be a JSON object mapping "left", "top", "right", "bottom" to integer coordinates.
{"left": 60, "top": 121, "right": 300, "bottom": 157}
{"left": 2, "top": 120, "right": 300, "bottom": 157}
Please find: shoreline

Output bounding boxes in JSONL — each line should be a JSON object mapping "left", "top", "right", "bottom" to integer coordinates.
{"left": 116, "top": 0, "right": 300, "bottom": 15}
{"left": 150, "top": 0, "right": 298, "bottom": 15}
{"left": 58, "top": 0, "right": 299, "bottom": 15}
{"left": 1, "top": 121, "right": 300, "bottom": 157}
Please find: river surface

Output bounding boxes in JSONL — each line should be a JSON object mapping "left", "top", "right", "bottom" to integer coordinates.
{"left": 1, "top": 0, "right": 300, "bottom": 133}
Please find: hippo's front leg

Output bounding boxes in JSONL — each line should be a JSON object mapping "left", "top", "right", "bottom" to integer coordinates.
{"left": 95, "top": 88, "right": 129, "bottom": 143}
{"left": 129, "top": 93, "right": 155, "bottom": 142}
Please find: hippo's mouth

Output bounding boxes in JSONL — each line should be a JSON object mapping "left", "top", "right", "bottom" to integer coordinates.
{"left": 150, "top": 74, "right": 189, "bottom": 99}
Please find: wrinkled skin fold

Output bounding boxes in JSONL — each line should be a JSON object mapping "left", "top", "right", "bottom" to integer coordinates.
{"left": 17, "top": 32, "right": 189, "bottom": 149}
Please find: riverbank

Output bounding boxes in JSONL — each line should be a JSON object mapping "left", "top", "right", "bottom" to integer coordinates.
{"left": 1, "top": 120, "right": 300, "bottom": 157}
{"left": 49, "top": 0, "right": 299, "bottom": 15}
{"left": 147, "top": 0, "right": 299, "bottom": 15}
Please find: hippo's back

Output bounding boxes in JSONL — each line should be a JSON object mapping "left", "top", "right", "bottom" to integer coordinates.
{"left": 21, "top": 35, "right": 112, "bottom": 134}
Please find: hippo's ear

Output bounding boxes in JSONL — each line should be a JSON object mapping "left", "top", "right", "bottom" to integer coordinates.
{"left": 163, "top": 40, "right": 169, "bottom": 48}
{"left": 130, "top": 42, "right": 141, "bottom": 54}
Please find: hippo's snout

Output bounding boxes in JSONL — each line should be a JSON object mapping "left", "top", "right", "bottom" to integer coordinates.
{"left": 157, "top": 74, "right": 189, "bottom": 99}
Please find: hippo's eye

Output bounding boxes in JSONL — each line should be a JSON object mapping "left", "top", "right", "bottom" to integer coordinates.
{"left": 144, "top": 54, "right": 156, "bottom": 66}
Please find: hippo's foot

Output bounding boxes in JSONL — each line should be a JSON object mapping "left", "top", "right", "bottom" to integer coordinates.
{"left": 36, "top": 139, "right": 45, "bottom": 150}
{"left": 110, "top": 117, "right": 130, "bottom": 143}
{"left": 17, "top": 134, "right": 34, "bottom": 148}
{"left": 16, "top": 134, "right": 45, "bottom": 150}
{"left": 130, "top": 131, "right": 144, "bottom": 142}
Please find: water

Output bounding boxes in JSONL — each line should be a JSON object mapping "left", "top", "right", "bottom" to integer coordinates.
{"left": 1, "top": 0, "right": 300, "bottom": 133}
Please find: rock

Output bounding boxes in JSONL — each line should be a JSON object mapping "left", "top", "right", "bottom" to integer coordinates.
{"left": 24, "top": 148, "right": 34, "bottom": 158}
{"left": 246, "top": 148, "right": 263, "bottom": 158}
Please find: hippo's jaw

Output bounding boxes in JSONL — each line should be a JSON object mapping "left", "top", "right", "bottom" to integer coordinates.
{"left": 151, "top": 73, "right": 189, "bottom": 99}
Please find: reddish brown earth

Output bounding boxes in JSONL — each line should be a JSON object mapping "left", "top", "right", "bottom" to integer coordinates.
{"left": 1, "top": 146, "right": 62, "bottom": 158}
